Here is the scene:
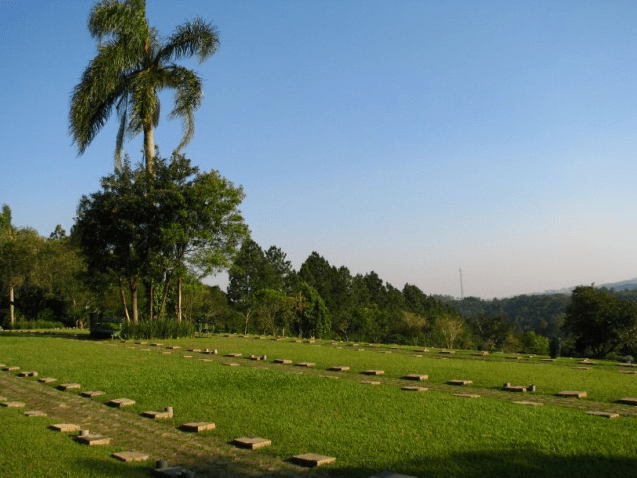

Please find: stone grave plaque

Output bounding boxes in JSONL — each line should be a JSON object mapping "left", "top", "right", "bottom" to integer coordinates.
{"left": 360, "top": 380, "right": 381, "bottom": 385}
{"left": 295, "top": 362, "right": 315, "bottom": 367}
{"left": 50, "top": 423, "right": 81, "bottom": 432}
{"left": 274, "top": 359, "right": 292, "bottom": 364}
{"left": 447, "top": 380, "right": 472, "bottom": 386}
{"left": 81, "top": 390, "right": 105, "bottom": 398}
{"left": 328, "top": 366, "right": 350, "bottom": 372}
{"left": 18, "top": 371, "right": 38, "bottom": 377}
{"left": 453, "top": 393, "right": 480, "bottom": 398}
{"left": 108, "top": 398, "right": 136, "bottom": 407}
{"left": 473, "top": 351, "right": 489, "bottom": 356}
{"left": 616, "top": 398, "right": 637, "bottom": 406}
{"left": 370, "top": 472, "right": 418, "bottom": 478}
{"left": 142, "top": 407, "right": 173, "bottom": 419}
{"left": 76, "top": 432, "right": 110, "bottom": 446}
{"left": 586, "top": 411, "right": 619, "bottom": 419}
{"left": 439, "top": 350, "right": 455, "bottom": 354}
{"left": 620, "top": 370, "right": 637, "bottom": 374}
{"left": 401, "top": 386, "right": 428, "bottom": 392}
{"left": 188, "top": 349, "right": 201, "bottom": 352}
{"left": 181, "top": 422, "right": 215, "bottom": 432}
{"left": 415, "top": 349, "right": 429, "bottom": 353}
{"left": 573, "top": 366, "right": 589, "bottom": 370}
{"left": 152, "top": 464, "right": 195, "bottom": 478}
{"left": 24, "top": 410, "right": 47, "bottom": 417}
{"left": 361, "top": 370, "right": 384, "bottom": 376}
{"left": 291, "top": 453, "right": 336, "bottom": 467}
{"left": 506, "top": 356, "right": 521, "bottom": 360}
{"left": 541, "top": 358, "right": 556, "bottom": 362}
{"left": 225, "top": 353, "right": 242, "bottom": 357}
{"left": 3, "top": 366, "right": 20, "bottom": 371}
{"left": 556, "top": 391, "right": 586, "bottom": 399}
{"left": 0, "top": 396, "right": 5, "bottom": 401}
{"left": 167, "top": 346, "right": 180, "bottom": 349}
{"left": 1, "top": 401, "right": 25, "bottom": 408}
{"left": 232, "top": 436, "right": 271, "bottom": 449}
{"left": 112, "top": 451, "right": 150, "bottom": 462}
{"left": 503, "top": 385, "right": 527, "bottom": 393}
{"left": 58, "top": 383, "right": 81, "bottom": 391}
{"left": 403, "top": 374, "right": 428, "bottom": 381}
{"left": 513, "top": 401, "right": 543, "bottom": 406}
{"left": 223, "top": 362, "right": 239, "bottom": 367}
{"left": 151, "top": 343, "right": 164, "bottom": 347}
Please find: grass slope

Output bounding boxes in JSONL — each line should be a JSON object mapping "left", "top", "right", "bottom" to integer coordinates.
{"left": 1, "top": 333, "right": 636, "bottom": 478}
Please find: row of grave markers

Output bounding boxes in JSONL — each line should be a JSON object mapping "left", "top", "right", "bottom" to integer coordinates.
{"left": 1, "top": 364, "right": 405, "bottom": 475}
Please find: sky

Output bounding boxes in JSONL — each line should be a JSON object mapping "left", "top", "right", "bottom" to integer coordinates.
{"left": 2, "top": 0, "right": 637, "bottom": 299}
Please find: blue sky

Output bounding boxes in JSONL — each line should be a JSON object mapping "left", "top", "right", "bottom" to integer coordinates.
{"left": 2, "top": 0, "right": 637, "bottom": 299}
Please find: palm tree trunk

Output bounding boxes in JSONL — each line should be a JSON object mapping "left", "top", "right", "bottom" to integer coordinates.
{"left": 144, "top": 124, "right": 154, "bottom": 174}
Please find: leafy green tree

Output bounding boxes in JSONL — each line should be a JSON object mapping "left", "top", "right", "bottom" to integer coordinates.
{"left": 69, "top": 0, "right": 219, "bottom": 172}
{"left": 563, "top": 286, "right": 637, "bottom": 358}
{"left": 0, "top": 206, "right": 45, "bottom": 326}
{"left": 466, "top": 312, "right": 513, "bottom": 351}
{"left": 74, "top": 155, "right": 247, "bottom": 324}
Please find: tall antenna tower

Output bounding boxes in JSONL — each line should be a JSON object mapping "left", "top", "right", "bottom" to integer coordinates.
{"left": 459, "top": 268, "right": 464, "bottom": 299}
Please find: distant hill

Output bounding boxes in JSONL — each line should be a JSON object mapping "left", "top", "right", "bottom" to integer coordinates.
{"left": 543, "top": 277, "right": 637, "bottom": 295}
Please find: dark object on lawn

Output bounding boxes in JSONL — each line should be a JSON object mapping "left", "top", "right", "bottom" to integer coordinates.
{"left": 549, "top": 338, "right": 561, "bottom": 359}
{"left": 621, "top": 355, "right": 634, "bottom": 364}
{"left": 90, "top": 314, "right": 123, "bottom": 339}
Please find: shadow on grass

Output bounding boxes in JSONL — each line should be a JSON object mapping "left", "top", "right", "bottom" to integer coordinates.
{"left": 71, "top": 447, "right": 637, "bottom": 478}
{"left": 328, "top": 446, "right": 637, "bottom": 478}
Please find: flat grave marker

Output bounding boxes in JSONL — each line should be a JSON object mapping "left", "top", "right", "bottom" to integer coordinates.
{"left": 76, "top": 430, "right": 111, "bottom": 446}
{"left": 181, "top": 422, "right": 215, "bottom": 432}
{"left": 291, "top": 453, "right": 336, "bottom": 467}
{"left": 370, "top": 472, "right": 418, "bottom": 478}
{"left": 81, "top": 390, "right": 105, "bottom": 398}
{"left": 295, "top": 362, "right": 316, "bottom": 367}
{"left": 513, "top": 401, "right": 543, "bottom": 406}
{"left": 18, "top": 371, "right": 38, "bottom": 377}
{"left": 3, "top": 366, "right": 20, "bottom": 371}
{"left": 447, "top": 380, "right": 473, "bottom": 386}
{"left": 616, "top": 398, "right": 637, "bottom": 406}
{"left": 232, "top": 436, "right": 271, "bottom": 449}
{"left": 142, "top": 407, "right": 173, "bottom": 419}
{"left": 586, "top": 411, "right": 619, "bottom": 419}
{"left": 360, "top": 380, "right": 381, "bottom": 385}
{"left": 112, "top": 451, "right": 150, "bottom": 462}
{"left": 24, "top": 410, "right": 47, "bottom": 417}
{"left": 361, "top": 370, "right": 384, "bottom": 376}
{"left": 223, "top": 363, "right": 240, "bottom": 367}
{"left": 401, "top": 386, "right": 428, "bottom": 392}
{"left": 225, "top": 353, "right": 242, "bottom": 358}
{"left": 58, "top": 383, "right": 81, "bottom": 391}
{"left": 1, "top": 401, "right": 25, "bottom": 408}
{"left": 454, "top": 393, "right": 480, "bottom": 399}
{"left": 50, "top": 423, "right": 80, "bottom": 433}
{"left": 274, "top": 359, "right": 292, "bottom": 364}
{"left": 556, "top": 391, "right": 587, "bottom": 399}
{"left": 402, "top": 374, "right": 428, "bottom": 381}
{"left": 328, "top": 366, "right": 350, "bottom": 372}
{"left": 108, "top": 398, "right": 136, "bottom": 407}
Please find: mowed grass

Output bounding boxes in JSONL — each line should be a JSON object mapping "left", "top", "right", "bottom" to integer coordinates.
{"left": 1, "top": 334, "right": 636, "bottom": 478}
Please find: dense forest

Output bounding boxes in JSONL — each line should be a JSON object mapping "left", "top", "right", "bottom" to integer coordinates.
{"left": 3, "top": 194, "right": 637, "bottom": 360}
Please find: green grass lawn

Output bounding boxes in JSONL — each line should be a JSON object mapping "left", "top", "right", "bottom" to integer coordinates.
{"left": 1, "top": 333, "right": 636, "bottom": 477}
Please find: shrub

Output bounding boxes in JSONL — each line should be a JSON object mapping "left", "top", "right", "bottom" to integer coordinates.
{"left": 120, "top": 318, "right": 195, "bottom": 340}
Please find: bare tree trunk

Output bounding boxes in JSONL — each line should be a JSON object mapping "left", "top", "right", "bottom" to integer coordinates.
{"left": 118, "top": 278, "right": 131, "bottom": 323}
{"left": 158, "top": 274, "right": 172, "bottom": 320}
{"left": 8, "top": 285, "right": 14, "bottom": 325}
{"left": 131, "top": 282, "right": 138, "bottom": 324}
{"left": 148, "top": 281, "right": 154, "bottom": 321}
{"left": 176, "top": 276, "right": 182, "bottom": 323}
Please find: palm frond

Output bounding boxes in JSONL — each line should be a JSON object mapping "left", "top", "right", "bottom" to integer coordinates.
{"left": 163, "top": 66, "right": 204, "bottom": 153}
{"left": 159, "top": 18, "right": 220, "bottom": 64}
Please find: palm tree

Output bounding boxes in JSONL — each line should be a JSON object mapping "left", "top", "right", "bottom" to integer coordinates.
{"left": 69, "top": 0, "right": 219, "bottom": 173}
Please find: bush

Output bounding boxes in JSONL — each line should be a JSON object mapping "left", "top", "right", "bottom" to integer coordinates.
{"left": 10, "top": 320, "right": 65, "bottom": 330}
{"left": 121, "top": 318, "right": 195, "bottom": 340}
